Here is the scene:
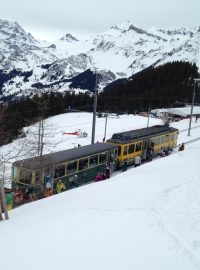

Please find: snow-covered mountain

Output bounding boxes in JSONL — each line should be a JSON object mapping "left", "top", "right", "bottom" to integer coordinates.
{"left": 0, "top": 19, "right": 200, "bottom": 101}
{"left": 0, "top": 19, "right": 57, "bottom": 70}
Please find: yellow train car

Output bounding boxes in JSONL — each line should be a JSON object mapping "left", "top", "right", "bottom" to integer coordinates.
{"left": 106, "top": 125, "right": 179, "bottom": 168}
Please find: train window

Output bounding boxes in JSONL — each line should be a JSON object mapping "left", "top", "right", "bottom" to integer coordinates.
{"left": 35, "top": 170, "right": 42, "bottom": 185}
{"left": 89, "top": 155, "right": 98, "bottom": 168}
{"left": 99, "top": 152, "right": 107, "bottom": 164}
{"left": 78, "top": 157, "right": 89, "bottom": 171}
{"left": 149, "top": 139, "right": 155, "bottom": 148}
{"left": 128, "top": 144, "right": 135, "bottom": 154}
{"left": 169, "top": 134, "right": 174, "bottom": 140}
{"left": 19, "top": 169, "right": 32, "bottom": 185}
{"left": 160, "top": 136, "right": 165, "bottom": 144}
{"left": 151, "top": 141, "right": 155, "bottom": 148}
{"left": 155, "top": 137, "right": 160, "bottom": 145}
{"left": 173, "top": 133, "right": 177, "bottom": 141}
{"left": 13, "top": 166, "right": 18, "bottom": 178}
{"left": 110, "top": 149, "right": 118, "bottom": 161}
{"left": 123, "top": 146, "right": 128, "bottom": 155}
{"left": 67, "top": 161, "right": 77, "bottom": 175}
{"left": 44, "top": 167, "right": 53, "bottom": 175}
{"left": 54, "top": 164, "right": 66, "bottom": 179}
{"left": 135, "top": 142, "right": 142, "bottom": 152}
{"left": 118, "top": 146, "right": 121, "bottom": 156}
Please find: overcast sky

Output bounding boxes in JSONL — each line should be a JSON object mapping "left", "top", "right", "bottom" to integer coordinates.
{"left": 1, "top": 0, "right": 200, "bottom": 41}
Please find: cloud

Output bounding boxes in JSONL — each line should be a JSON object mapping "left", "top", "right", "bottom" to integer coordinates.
{"left": 0, "top": 0, "right": 199, "bottom": 40}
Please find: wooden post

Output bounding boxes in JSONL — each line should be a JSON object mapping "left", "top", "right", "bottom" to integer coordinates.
{"left": 0, "top": 201, "right": 3, "bottom": 220}
{"left": 0, "top": 179, "right": 9, "bottom": 220}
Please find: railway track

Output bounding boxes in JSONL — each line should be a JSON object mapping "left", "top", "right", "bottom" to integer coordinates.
{"left": 179, "top": 125, "right": 200, "bottom": 133}
{"left": 183, "top": 137, "right": 200, "bottom": 145}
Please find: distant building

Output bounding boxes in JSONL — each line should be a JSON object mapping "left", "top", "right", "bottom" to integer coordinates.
{"left": 151, "top": 106, "right": 200, "bottom": 120}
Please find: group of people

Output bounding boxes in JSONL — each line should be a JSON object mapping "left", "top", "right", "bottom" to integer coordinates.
{"left": 178, "top": 143, "right": 185, "bottom": 152}
{"left": 0, "top": 178, "right": 67, "bottom": 216}
{"left": 159, "top": 148, "right": 172, "bottom": 157}
{"left": 43, "top": 178, "right": 66, "bottom": 198}
{"left": 95, "top": 164, "right": 111, "bottom": 182}
{"left": 121, "top": 155, "right": 142, "bottom": 172}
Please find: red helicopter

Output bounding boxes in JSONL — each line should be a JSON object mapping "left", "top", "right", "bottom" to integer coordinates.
{"left": 63, "top": 129, "right": 88, "bottom": 138}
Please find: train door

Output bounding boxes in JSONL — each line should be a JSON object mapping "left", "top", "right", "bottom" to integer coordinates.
{"left": 142, "top": 140, "right": 148, "bottom": 160}
{"left": 108, "top": 148, "right": 118, "bottom": 172}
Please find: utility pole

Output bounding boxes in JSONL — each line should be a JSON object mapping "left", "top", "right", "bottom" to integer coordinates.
{"left": 91, "top": 69, "right": 98, "bottom": 144}
{"left": 188, "top": 78, "right": 200, "bottom": 136}
{"left": 147, "top": 108, "right": 150, "bottom": 128}
{"left": 38, "top": 117, "right": 41, "bottom": 155}
{"left": 103, "top": 113, "right": 108, "bottom": 142}
{"left": 0, "top": 178, "right": 9, "bottom": 220}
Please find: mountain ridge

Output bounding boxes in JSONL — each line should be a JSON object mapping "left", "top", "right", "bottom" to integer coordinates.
{"left": 0, "top": 19, "right": 200, "bottom": 102}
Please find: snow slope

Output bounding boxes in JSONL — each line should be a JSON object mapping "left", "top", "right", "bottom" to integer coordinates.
{"left": 0, "top": 113, "right": 200, "bottom": 270}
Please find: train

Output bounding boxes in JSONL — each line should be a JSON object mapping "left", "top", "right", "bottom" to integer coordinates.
{"left": 11, "top": 125, "right": 179, "bottom": 199}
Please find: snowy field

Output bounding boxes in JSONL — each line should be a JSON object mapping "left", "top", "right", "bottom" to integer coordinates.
{"left": 0, "top": 113, "right": 200, "bottom": 270}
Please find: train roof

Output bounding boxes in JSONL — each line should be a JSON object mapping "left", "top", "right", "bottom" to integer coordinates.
{"left": 107, "top": 125, "right": 178, "bottom": 144}
{"left": 13, "top": 143, "right": 117, "bottom": 170}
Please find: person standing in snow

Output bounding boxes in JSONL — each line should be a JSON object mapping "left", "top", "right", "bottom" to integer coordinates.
{"left": 56, "top": 180, "right": 66, "bottom": 193}
{"left": 45, "top": 174, "right": 52, "bottom": 190}
{"left": 105, "top": 164, "right": 111, "bottom": 179}
{"left": 95, "top": 172, "right": 103, "bottom": 182}
{"left": 24, "top": 187, "right": 37, "bottom": 202}
{"left": 178, "top": 143, "right": 185, "bottom": 151}
{"left": 146, "top": 148, "right": 153, "bottom": 161}
{"left": 159, "top": 148, "right": 165, "bottom": 157}
{"left": 5, "top": 190, "right": 14, "bottom": 211}
{"left": 101, "top": 172, "right": 107, "bottom": 180}
{"left": 134, "top": 155, "right": 141, "bottom": 167}
{"left": 122, "top": 160, "right": 128, "bottom": 172}
{"left": 43, "top": 188, "right": 53, "bottom": 198}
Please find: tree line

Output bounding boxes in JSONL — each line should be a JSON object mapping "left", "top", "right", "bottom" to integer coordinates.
{"left": 0, "top": 61, "right": 199, "bottom": 146}
{"left": 0, "top": 91, "right": 93, "bottom": 146}
{"left": 98, "top": 61, "right": 199, "bottom": 113}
